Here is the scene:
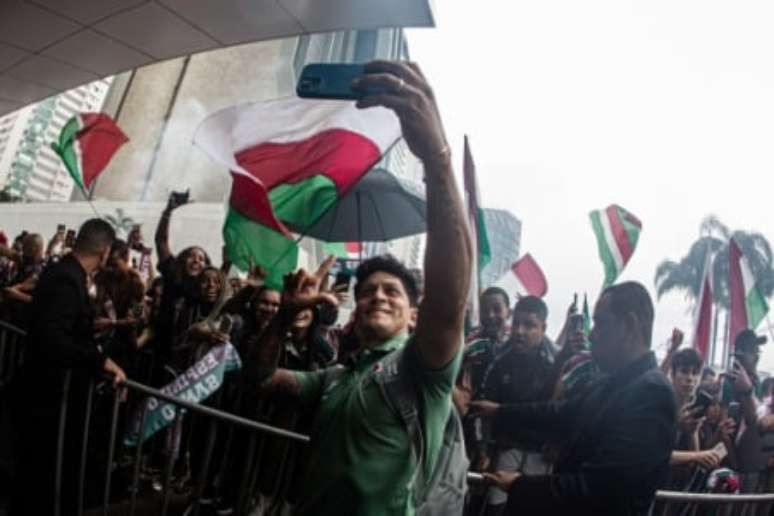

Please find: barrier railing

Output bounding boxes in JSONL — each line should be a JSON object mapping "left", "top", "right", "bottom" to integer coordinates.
{"left": 650, "top": 490, "right": 774, "bottom": 515}
{"left": 4, "top": 318, "right": 774, "bottom": 516}
{"left": 0, "top": 319, "right": 25, "bottom": 390}
{"left": 48, "top": 371, "right": 310, "bottom": 516}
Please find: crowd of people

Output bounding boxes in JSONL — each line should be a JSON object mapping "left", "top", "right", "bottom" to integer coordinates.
{"left": 1, "top": 60, "right": 772, "bottom": 516}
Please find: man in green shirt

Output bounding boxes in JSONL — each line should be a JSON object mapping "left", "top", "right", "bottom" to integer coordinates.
{"left": 252, "top": 60, "right": 473, "bottom": 516}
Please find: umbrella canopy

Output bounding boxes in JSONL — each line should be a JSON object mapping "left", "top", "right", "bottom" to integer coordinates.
{"left": 287, "top": 167, "right": 426, "bottom": 242}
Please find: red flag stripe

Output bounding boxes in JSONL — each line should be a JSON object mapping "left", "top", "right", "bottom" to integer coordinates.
{"left": 605, "top": 205, "right": 634, "bottom": 263}
{"left": 76, "top": 113, "right": 128, "bottom": 189}
{"left": 694, "top": 274, "right": 713, "bottom": 362}
{"left": 728, "top": 239, "right": 748, "bottom": 347}
{"left": 232, "top": 128, "right": 381, "bottom": 235}
{"left": 511, "top": 253, "right": 548, "bottom": 297}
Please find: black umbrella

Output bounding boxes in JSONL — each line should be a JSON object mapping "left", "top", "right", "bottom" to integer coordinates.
{"left": 286, "top": 167, "right": 426, "bottom": 242}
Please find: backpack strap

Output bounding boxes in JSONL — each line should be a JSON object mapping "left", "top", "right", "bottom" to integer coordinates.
{"left": 373, "top": 348, "right": 427, "bottom": 497}
{"left": 321, "top": 364, "right": 347, "bottom": 399}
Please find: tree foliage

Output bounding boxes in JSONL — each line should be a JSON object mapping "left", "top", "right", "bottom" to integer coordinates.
{"left": 654, "top": 216, "right": 774, "bottom": 310}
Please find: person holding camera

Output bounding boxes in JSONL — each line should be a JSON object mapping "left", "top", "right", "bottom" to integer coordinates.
{"left": 246, "top": 59, "right": 473, "bottom": 516}
{"left": 153, "top": 190, "right": 211, "bottom": 370}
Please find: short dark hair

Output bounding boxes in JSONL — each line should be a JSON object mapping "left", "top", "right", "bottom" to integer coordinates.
{"left": 602, "top": 281, "right": 654, "bottom": 347}
{"left": 481, "top": 286, "right": 510, "bottom": 309}
{"left": 75, "top": 218, "right": 116, "bottom": 255}
{"left": 513, "top": 295, "right": 547, "bottom": 322}
{"left": 253, "top": 284, "right": 280, "bottom": 300}
{"left": 354, "top": 254, "right": 419, "bottom": 307}
{"left": 110, "top": 239, "right": 129, "bottom": 259}
{"left": 672, "top": 348, "right": 703, "bottom": 373}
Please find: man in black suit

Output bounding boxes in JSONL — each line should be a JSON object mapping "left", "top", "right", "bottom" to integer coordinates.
{"left": 12, "top": 218, "right": 126, "bottom": 516}
{"left": 472, "top": 282, "right": 676, "bottom": 516}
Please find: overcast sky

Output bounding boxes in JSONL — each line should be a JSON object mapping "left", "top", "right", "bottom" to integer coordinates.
{"left": 407, "top": 1, "right": 774, "bottom": 371}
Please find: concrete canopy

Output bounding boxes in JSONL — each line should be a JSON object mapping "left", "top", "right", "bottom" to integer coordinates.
{"left": 0, "top": 0, "right": 435, "bottom": 117}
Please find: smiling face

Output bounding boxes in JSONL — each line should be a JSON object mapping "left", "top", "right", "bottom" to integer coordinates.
{"left": 255, "top": 289, "right": 281, "bottom": 327}
{"left": 199, "top": 269, "right": 221, "bottom": 304}
{"left": 183, "top": 247, "right": 207, "bottom": 278}
{"left": 480, "top": 293, "right": 510, "bottom": 339}
{"left": 354, "top": 271, "right": 414, "bottom": 343}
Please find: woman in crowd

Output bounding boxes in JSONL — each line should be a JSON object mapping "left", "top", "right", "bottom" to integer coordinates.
{"left": 154, "top": 194, "right": 211, "bottom": 372}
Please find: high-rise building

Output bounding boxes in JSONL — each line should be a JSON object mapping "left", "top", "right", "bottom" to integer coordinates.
{"left": 0, "top": 79, "right": 112, "bottom": 202}
{"left": 480, "top": 208, "right": 523, "bottom": 287}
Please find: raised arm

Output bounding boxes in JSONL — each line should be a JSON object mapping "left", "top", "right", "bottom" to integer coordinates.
{"left": 155, "top": 206, "right": 173, "bottom": 263}
{"left": 246, "top": 257, "right": 338, "bottom": 398}
{"left": 156, "top": 193, "right": 188, "bottom": 264}
{"left": 356, "top": 61, "right": 473, "bottom": 369}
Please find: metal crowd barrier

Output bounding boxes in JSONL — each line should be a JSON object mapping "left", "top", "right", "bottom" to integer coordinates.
{"left": 0, "top": 319, "right": 25, "bottom": 390}
{"left": 48, "top": 371, "right": 310, "bottom": 516}
{"left": 5, "top": 318, "right": 774, "bottom": 516}
{"left": 650, "top": 490, "right": 774, "bottom": 516}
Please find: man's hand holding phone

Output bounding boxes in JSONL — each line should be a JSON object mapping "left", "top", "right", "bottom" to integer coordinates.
{"left": 730, "top": 359, "right": 754, "bottom": 395}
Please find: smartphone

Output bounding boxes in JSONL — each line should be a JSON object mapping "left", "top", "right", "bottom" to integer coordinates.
{"left": 57, "top": 223, "right": 65, "bottom": 232}
{"left": 297, "top": 63, "right": 387, "bottom": 100}
{"left": 170, "top": 189, "right": 190, "bottom": 206}
{"left": 333, "top": 270, "right": 353, "bottom": 291}
{"left": 218, "top": 315, "right": 233, "bottom": 334}
{"left": 689, "top": 389, "right": 714, "bottom": 416}
{"left": 728, "top": 401, "right": 741, "bottom": 423}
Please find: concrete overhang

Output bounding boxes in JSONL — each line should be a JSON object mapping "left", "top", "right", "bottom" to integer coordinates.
{"left": 0, "top": 0, "right": 435, "bottom": 117}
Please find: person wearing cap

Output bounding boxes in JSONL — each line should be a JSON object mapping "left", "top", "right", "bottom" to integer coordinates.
{"left": 729, "top": 329, "right": 767, "bottom": 491}
{"left": 734, "top": 329, "right": 766, "bottom": 397}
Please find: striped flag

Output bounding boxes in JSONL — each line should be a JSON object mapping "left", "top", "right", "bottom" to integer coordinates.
{"left": 323, "top": 241, "right": 362, "bottom": 260}
{"left": 729, "top": 238, "right": 769, "bottom": 345}
{"left": 194, "top": 97, "right": 400, "bottom": 288}
{"left": 693, "top": 252, "right": 714, "bottom": 362}
{"left": 589, "top": 204, "right": 642, "bottom": 287}
{"left": 463, "top": 136, "right": 491, "bottom": 324}
{"left": 50, "top": 113, "right": 128, "bottom": 194}
{"left": 495, "top": 253, "right": 548, "bottom": 298}
{"left": 582, "top": 293, "right": 591, "bottom": 338}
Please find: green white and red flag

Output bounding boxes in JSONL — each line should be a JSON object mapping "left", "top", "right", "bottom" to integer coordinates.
{"left": 729, "top": 238, "right": 769, "bottom": 346}
{"left": 693, "top": 252, "right": 714, "bottom": 362}
{"left": 494, "top": 253, "right": 548, "bottom": 298}
{"left": 589, "top": 204, "right": 642, "bottom": 287}
{"left": 463, "top": 136, "right": 491, "bottom": 324}
{"left": 582, "top": 293, "right": 591, "bottom": 338}
{"left": 323, "top": 241, "right": 362, "bottom": 260}
{"left": 50, "top": 113, "right": 128, "bottom": 194}
{"left": 194, "top": 98, "right": 400, "bottom": 288}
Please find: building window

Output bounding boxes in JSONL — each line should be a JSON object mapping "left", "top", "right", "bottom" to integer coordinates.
{"left": 353, "top": 30, "right": 377, "bottom": 63}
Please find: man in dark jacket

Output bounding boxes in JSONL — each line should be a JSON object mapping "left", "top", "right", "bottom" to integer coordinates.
{"left": 473, "top": 282, "right": 676, "bottom": 516}
{"left": 12, "top": 218, "right": 126, "bottom": 516}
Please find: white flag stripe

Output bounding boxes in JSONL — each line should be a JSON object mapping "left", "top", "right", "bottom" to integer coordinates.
{"left": 597, "top": 209, "right": 624, "bottom": 272}
{"left": 740, "top": 254, "right": 757, "bottom": 296}
{"left": 195, "top": 97, "right": 399, "bottom": 154}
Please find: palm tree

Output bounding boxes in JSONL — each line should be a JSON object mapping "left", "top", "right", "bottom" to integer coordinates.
{"left": 654, "top": 216, "right": 774, "bottom": 310}
{"left": 103, "top": 208, "right": 136, "bottom": 238}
